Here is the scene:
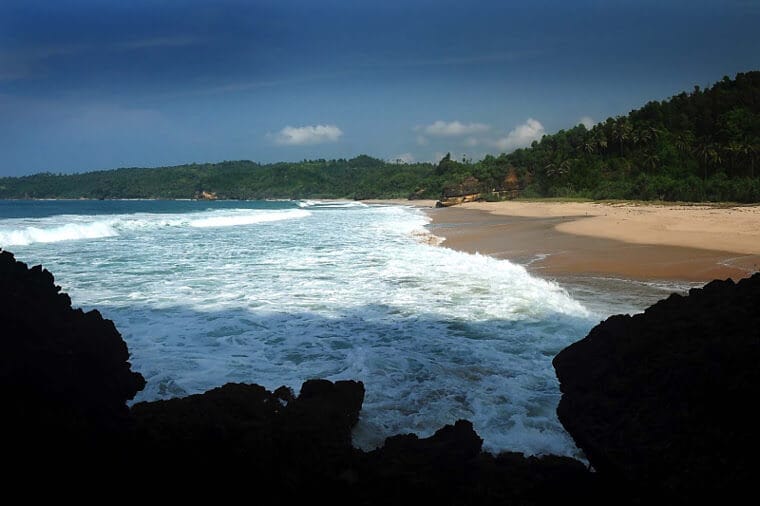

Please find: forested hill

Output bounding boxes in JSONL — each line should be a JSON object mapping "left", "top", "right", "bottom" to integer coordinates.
{"left": 495, "top": 70, "right": 760, "bottom": 202}
{"left": 0, "top": 156, "right": 439, "bottom": 201}
{"left": 1, "top": 71, "right": 758, "bottom": 202}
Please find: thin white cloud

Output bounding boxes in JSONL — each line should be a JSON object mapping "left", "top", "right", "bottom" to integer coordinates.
{"left": 579, "top": 116, "right": 595, "bottom": 129}
{"left": 118, "top": 36, "right": 198, "bottom": 50}
{"left": 416, "top": 135, "right": 429, "bottom": 146}
{"left": 0, "top": 45, "right": 84, "bottom": 81}
{"left": 389, "top": 153, "right": 415, "bottom": 164}
{"left": 422, "top": 120, "right": 490, "bottom": 137}
{"left": 273, "top": 124, "right": 343, "bottom": 146}
{"left": 361, "top": 50, "right": 546, "bottom": 68}
{"left": 492, "top": 118, "right": 545, "bottom": 152}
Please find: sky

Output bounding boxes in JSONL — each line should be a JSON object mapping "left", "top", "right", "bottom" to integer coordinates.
{"left": 1, "top": 0, "right": 759, "bottom": 175}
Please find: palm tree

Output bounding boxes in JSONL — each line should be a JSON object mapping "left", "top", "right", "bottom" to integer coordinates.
{"left": 642, "top": 150, "right": 660, "bottom": 173}
{"left": 545, "top": 158, "right": 572, "bottom": 178}
{"left": 749, "top": 143, "right": 758, "bottom": 178}
{"left": 694, "top": 139, "right": 721, "bottom": 180}
{"left": 737, "top": 142, "right": 758, "bottom": 178}
{"left": 674, "top": 131, "right": 694, "bottom": 154}
{"left": 594, "top": 132, "right": 608, "bottom": 155}
{"left": 611, "top": 119, "right": 632, "bottom": 157}
{"left": 633, "top": 127, "right": 651, "bottom": 147}
{"left": 674, "top": 131, "right": 695, "bottom": 169}
{"left": 725, "top": 142, "right": 742, "bottom": 176}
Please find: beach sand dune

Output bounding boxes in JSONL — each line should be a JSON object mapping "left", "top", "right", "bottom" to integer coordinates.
{"left": 426, "top": 201, "right": 760, "bottom": 282}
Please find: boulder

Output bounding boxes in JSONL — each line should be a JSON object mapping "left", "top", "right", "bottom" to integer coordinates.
{"left": 553, "top": 273, "right": 760, "bottom": 501}
{"left": 131, "top": 379, "right": 365, "bottom": 489}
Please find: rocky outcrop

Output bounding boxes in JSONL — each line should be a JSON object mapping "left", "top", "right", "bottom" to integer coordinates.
{"left": 357, "top": 420, "right": 595, "bottom": 505}
{"left": 195, "top": 190, "right": 218, "bottom": 200}
{"left": 131, "top": 384, "right": 595, "bottom": 503}
{"left": 0, "top": 248, "right": 597, "bottom": 503}
{"left": 0, "top": 249, "right": 145, "bottom": 457}
{"left": 131, "top": 379, "right": 365, "bottom": 489}
{"left": 553, "top": 273, "right": 760, "bottom": 502}
{"left": 8, "top": 244, "right": 759, "bottom": 501}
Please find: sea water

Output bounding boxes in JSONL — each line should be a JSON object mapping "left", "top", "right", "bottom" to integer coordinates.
{"left": 0, "top": 199, "right": 690, "bottom": 457}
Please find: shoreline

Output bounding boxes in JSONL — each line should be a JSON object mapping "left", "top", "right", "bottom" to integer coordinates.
{"left": 425, "top": 201, "right": 760, "bottom": 284}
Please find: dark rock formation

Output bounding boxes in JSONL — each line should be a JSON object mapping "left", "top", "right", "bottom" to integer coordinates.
{"left": 357, "top": 420, "right": 595, "bottom": 505}
{"left": 132, "top": 382, "right": 596, "bottom": 502}
{"left": 0, "top": 249, "right": 145, "bottom": 456}
{"left": 1, "top": 248, "right": 597, "bottom": 503}
{"left": 554, "top": 273, "right": 760, "bottom": 502}
{"left": 131, "top": 379, "right": 365, "bottom": 489}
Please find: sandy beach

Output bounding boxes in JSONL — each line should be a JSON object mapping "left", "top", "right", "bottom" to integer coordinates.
{"left": 426, "top": 201, "right": 760, "bottom": 282}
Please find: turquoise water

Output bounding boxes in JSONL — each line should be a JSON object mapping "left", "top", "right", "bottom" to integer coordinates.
{"left": 0, "top": 199, "right": 667, "bottom": 456}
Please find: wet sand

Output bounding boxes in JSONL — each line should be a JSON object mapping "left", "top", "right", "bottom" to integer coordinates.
{"left": 362, "top": 199, "right": 438, "bottom": 208}
{"left": 426, "top": 204, "right": 760, "bottom": 283}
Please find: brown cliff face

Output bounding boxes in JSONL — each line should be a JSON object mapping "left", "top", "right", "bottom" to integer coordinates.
{"left": 554, "top": 272, "right": 760, "bottom": 502}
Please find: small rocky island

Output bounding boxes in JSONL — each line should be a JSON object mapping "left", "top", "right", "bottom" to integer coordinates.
{"left": 1, "top": 248, "right": 757, "bottom": 503}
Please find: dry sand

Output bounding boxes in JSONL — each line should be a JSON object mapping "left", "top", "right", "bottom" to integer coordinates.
{"left": 426, "top": 201, "right": 760, "bottom": 282}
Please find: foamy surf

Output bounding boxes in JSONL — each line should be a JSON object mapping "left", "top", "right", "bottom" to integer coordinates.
{"left": 189, "top": 209, "right": 311, "bottom": 228}
{"left": 0, "top": 220, "right": 118, "bottom": 246}
{"left": 298, "top": 200, "right": 368, "bottom": 209}
{"left": 2, "top": 199, "right": 602, "bottom": 458}
{"left": 0, "top": 208, "right": 312, "bottom": 246}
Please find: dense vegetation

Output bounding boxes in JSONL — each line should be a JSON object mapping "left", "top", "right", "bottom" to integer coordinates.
{"left": 0, "top": 155, "right": 437, "bottom": 200}
{"left": 1, "top": 71, "right": 758, "bottom": 202}
{"left": 495, "top": 71, "right": 760, "bottom": 202}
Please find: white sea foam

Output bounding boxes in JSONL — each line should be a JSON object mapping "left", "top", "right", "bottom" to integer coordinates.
{"left": 298, "top": 200, "right": 367, "bottom": 209}
{"left": 0, "top": 208, "right": 312, "bottom": 246}
{"left": 0, "top": 221, "right": 118, "bottom": 246}
{"left": 4, "top": 201, "right": 603, "bottom": 457}
{"left": 189, "top": 209, "right": 311, "bottom": 228}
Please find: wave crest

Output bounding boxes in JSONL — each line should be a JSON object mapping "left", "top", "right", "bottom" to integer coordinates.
{"left": 298, "top": 200, "right": 367, "bottom": 209}
{"left": 189, "top": 209, "right": 311, "bottom": 228}
{"left": 1, "top": 208, "right": 312, "bottom": 246}
{"left": 0, "top": 222, "right": 118, "bottom": 246}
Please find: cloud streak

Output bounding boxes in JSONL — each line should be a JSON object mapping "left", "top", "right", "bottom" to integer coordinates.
{"left": 361, "top": 50, "right": 546, "bottom": 68}
{"left": 421, "top": 120, "right": 490, "bottom": 137}
{"left": 118, "top": 36, "right": 197, "bottom": 50}
{"left": 273, "top": 124, "right": 343, "bottom": 146}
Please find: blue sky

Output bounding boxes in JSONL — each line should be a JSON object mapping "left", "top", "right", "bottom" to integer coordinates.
{"left": 1, "top": 0, "right": 758, "bottom": 175}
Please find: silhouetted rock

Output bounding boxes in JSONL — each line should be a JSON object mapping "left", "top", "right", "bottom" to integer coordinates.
{"left": 131, "top": 379, "right": 365, "bottom": 495}
{"left": 131, "top": 384, "right": 597, "bottom": 502}
{"left": 554, "top": 273, "right": 760, "bottom": 502}
{"left": 357, "top": 420, "right": 596, "bottom": 505}
{"left": 0, "top": 249, "right": 145, "bottom": 456}
{"left": 1, "top": 248, "right": 597, "bottom": 503}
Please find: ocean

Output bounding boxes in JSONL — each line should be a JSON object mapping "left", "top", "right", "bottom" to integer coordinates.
{"left": 0, "top": 199, "right": 692, "bottom": 457}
